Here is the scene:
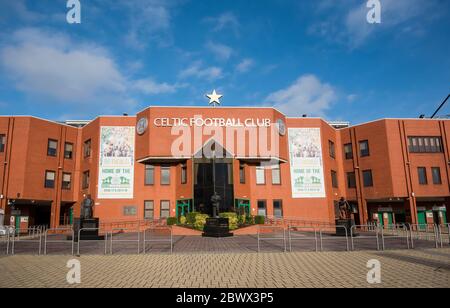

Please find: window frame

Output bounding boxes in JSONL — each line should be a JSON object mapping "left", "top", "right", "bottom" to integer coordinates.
{"left": 271, "top": 164, "right": 281, "bottom": 185}
{"left": 418, "top": 167, "right": 428, "bottom": 185}
{"left": 329, "top": 140, "right": 336, "bottom": 159}
{"left": 347, "top": 172, "right": 357, "bottom": 189}
{"left": 362, "top": 169, "right": 374, "bottom": 187}
{"left": 145, "top": 165, "right": 155, "bottom": 186}
{"left": 273, "top": 200, "right": 283, "bottom": 218}
{"left": 331, "top": 170, "right": 338, "bottom": 188}
{"left": 0, "top": 134, "right": 6, "bottom": 153}
{"left": 344, "top": 143, "right": 353, "bottom": 160}
{"left": 239, "top": 163, "right": 246, "bottom": 184}
{"left": 257, "top": 200, "right": 267, "bottom": 216}
{"left": 62, "top": 172, "right": 72, "bottom": 190}
{"left": 160, "top": 200, "right": 170, "bottom": 218}
{"left": 82, "top": 170, "right": 90, "bottom": 189}
{"left": 44, "top": 170, "right": 56, "bottom": 188}
{"left": 359, "top": 140, "right": 370, "bottom": 157}
{"left": 431, "top": 167, "right": 442, "bottom": 185}
{"left": 47, "top": 139, "right": 58, "bottom": 157}
{"left": 256, "top": 166, "right": 266, "bottom": 185}
{"left": 64, "top": 142, "right": 73, "bottom": 159}
{"left": 144, "top": 200, "right": 154, "bottom": 220}
{"left": 181, "top": 163, "right": 187, "bottom": 184}
{"left": 83, "top": 139, "right": 91, "bottom": 158}
{"left": 160, "top": 166, "right": 171, "bottom": 185}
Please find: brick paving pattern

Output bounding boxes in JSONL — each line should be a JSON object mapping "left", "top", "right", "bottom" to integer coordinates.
{"left": 0, "top": 247, "right": 448, "bottom": 288}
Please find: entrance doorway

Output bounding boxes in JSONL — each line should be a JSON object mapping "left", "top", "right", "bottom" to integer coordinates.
{"left": 194, "top": 157, "right": 234, "bottom": 216}
{"left": 176, "top": 200, "right": 192, "bottom": 218}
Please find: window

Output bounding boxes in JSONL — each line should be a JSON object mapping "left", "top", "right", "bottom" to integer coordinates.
{"left": 0, "top": 134, "right": 5, "bottom": 152}
{"left": 272, "top": 164, "right": 281, "bottom": 185}
{"left": 256, "top": 166, "right": 265, "bottom": 185}
{"left": 62, "top": 173, "right": 72, "bottom": 190}
{"left": 418, "top": 167, "right": 428, "bottom": 185}
{"left": 84, "top": 139, "right": 91, "bottom": 158}
{"left": 432, "top": 167, "right": 442, "bottom": 185}
{"left": 273, "top": 200, "right": 283, "bottom": 218}
{"left": 64, "top": 143, "right": 73, "bottom": 159}
{"left": 344, "top": 143, "right": 353, "bottom": 160}
{"left": 257, "top": 200, "right": 267, "bottom": 216}
{"left": 47, "top": 139, "right": 58, "bottom": 157}
{"left": 123, "top": 206, "right": 137, "bottom": 216}
{"left": 161, "top": 166, "right": 170, "bottom": 185}
{"left": 239, "top": 163, "right": 246, "bottom": 184}
{"left": 363, "top": 170, "right": 373, "bottom": 187}
{"left": 347, "top": 172, "right": 356, "bottom": 188}
{"left": 82, "top": 171, "right": 90, "bottom": 189}
{"left": 144, "top": 201, "right": 154, "bottom": 220}
{"left": 408, "top": 136, "right": 443, "bottom": 153}
{"left": 45, "top": 170, "right": 56, "bottom": 188}
{"left": 160, "top": 201, "right": 170, "bottom": 218}
{"left": 181, "top": 164, "right": 187, "bottom": 184}
{"left": 329, "top": 140, "right": 335, "bottom": 159}
{"left": 331, "top": 170, "right": 338, "bottom": 188}
{"left": 359, "top": 140, "right": 370, "bottom": 157}
{"left": 145, "top": 165, "right": 154, "bottom": 185}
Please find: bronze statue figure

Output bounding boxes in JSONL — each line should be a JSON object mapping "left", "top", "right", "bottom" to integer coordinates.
{"left": 81, "top": 195, "right": 94, "bottom": 219}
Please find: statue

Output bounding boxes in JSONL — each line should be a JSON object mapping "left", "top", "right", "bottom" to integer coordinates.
{"left": 81, "top": 195, "right": 94, "bottom": 219}
{"left": 338, "top": 197, "right": 351, "bottom": 220}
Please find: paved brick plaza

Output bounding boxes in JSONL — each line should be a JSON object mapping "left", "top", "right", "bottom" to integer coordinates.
{"left": 0, "top": 248, "right": 448, "bottom": 288}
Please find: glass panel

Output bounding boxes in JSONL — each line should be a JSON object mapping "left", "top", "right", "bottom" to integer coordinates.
{"left": 272, "top": 165, "right": 281, "bottom": 184}
{"left": 256, "top": 166, "right": 265, "bottom": 184}
{"left": 161, "top": 167, "right": 170, "bottom": 185}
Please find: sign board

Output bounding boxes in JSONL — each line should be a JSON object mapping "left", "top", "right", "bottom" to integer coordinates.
{"left": 432, "top": 206, "right": 446, "bottom": 211}
{"left": 20, "top": 217, "right": 28, "bottom": 223}
{"left": 98, "top": 126, "right": 135, "bottom": 199}
{"left": 288, "top": 128, "right": 325, "bottom": 198}
{"left": 426, "top": 212, "right": 434, "bottom": 218}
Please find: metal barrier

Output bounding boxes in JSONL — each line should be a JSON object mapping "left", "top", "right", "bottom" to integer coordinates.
{"left": 436, "top": 224, "right": 449, "bottom": 248}
{"left": 10, "top": 228, "right": 43, "bottom": 255}
{"left": 257, "top": 226, "right": 286, "bottom": 253}
{"left": 109, "top": 228, "right": 140, "bottom": 255}
{"left": 44, "top": 228, "right": 74, "bottom": 255}
{"left": 143, "top": 226, "right": 173, "bottom": 254}
{"left": 319, "top": 226, "right": 349, "bottom": 252}
{"left": 409, "top": 224, "right": 439, "bottom": 249}
{"left": 350, "top": 225, "right": 380, "bottom": 251}
{"left": 76, "top": 228, "right": 108, "bottom": 256}
{"left": 287, "top": 226, "right": 318, "bottom": 252}
{"left": 380, "top": 223, "right": 410, "bottom": 250}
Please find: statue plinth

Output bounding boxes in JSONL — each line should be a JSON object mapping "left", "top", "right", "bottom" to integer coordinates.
{"left": 69, "top": 218, "right": 104, "bottom": 241}
{"left": 202, "top": 218, "right": 233, "bottom": 238}
{"left": 335, "top": 219, "right": 355, "bottom": 237}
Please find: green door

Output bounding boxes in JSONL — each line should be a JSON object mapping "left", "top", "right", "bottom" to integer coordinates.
{"left": 15, "top": 216, "right": 20, "bottom": 230}
{"left": 69, "top": 208, "right": 74, "bottom": 225}
{"left": 176, "top": 200, "right": 191, "bottom": 218}
{"left": 417, "top": 211, "right": 426, "bottom": 225}
{"left": 378, "top": 213, "right": 384, "bottom": 226}
{"left": 237, "top": 200, "right": 250, "bottom": 216}
{"left": 442, "top": 211, "right": 447, "bottom": 224}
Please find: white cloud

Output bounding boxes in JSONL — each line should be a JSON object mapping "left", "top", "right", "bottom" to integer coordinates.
{"left": 205, "top": 41, "right": 233, "bottom": 61}
{"left": 311, "top": 0, "right": 440, "bottom": 48}
{"left": 236, "top": 58, "right": 254, "bottom": 73}
{"left": 1, "top": 28, "right": 125, "bottom": 104}
{"left": 204, "top": 12, "right": 240, "bottom": 36}
{"left": 118, "top": 0, "right": 176, "bottom": 50}
{"left": 347, "top": 94, "right": 358, "bottom": 103}
{"left": 265, "top": 74, "right": 336, "bottom": 117}
{"left": 132, "top": 78, "right": 185, "bottom": 95}
{"left": 179, "top": 62, "right": 223, "bottom": 80}
{"left": 0, "top": 28, "right": 180, "bottom": 114}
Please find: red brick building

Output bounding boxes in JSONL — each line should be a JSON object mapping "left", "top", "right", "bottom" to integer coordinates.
{"left": 0, "top": 107, "right": 449, "bottom": 229}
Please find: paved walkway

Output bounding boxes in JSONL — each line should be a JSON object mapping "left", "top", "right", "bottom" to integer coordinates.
{"left": 0, "top": 248, "right": 448, "bottom": 288}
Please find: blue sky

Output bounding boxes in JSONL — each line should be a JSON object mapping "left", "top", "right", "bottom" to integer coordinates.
{"left": 0, "top": 0, "right": 449, "bottom": 124}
